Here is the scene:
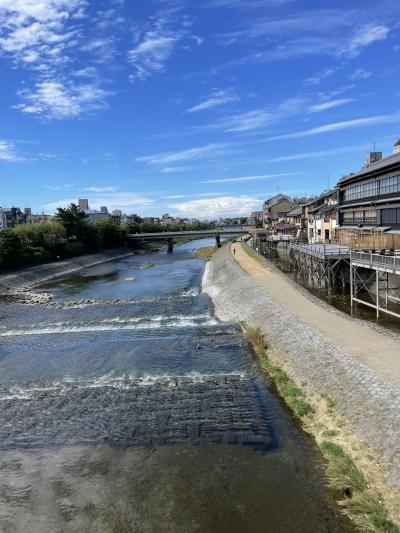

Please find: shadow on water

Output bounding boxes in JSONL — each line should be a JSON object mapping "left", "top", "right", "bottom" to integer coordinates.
{"left": 0, "top": 238, "right": 347, "bottom": 532}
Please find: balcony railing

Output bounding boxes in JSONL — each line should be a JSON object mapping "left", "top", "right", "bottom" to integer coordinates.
{"left": 351, "top": 251, "right": 400, "bottom": 272}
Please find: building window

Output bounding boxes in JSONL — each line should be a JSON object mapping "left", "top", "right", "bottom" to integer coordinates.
{"left": 381, "top": 208, "right": 398, "bottom": 225}
{"left": 380, "top": 175, "right": 400, "bottom": 195}
{"left": 343, "top": 175, "right": 400, "bottom": 201}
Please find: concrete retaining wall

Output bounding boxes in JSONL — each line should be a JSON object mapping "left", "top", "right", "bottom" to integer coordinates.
{"left": 203, "top": 246, "right": 400, "bottom": 487}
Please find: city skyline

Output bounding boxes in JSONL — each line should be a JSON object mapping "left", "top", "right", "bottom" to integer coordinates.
{"left": 1, "top": 0, "right": 400, "bottom": 218}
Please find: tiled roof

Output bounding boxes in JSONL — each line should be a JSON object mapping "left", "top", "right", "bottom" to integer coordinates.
{"left": 338, "top": 152, "right": 400, "bottom": 185}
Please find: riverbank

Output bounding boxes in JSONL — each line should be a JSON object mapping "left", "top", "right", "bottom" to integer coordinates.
{"left": 0, "top": 248, "right": 134, "bottom": 303}
{"left": 203, "top": 243, "right": 400, "bottom": 527}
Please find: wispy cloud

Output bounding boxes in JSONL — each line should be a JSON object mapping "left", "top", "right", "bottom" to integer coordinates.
{"left": 201, "top": 96, "right": 308, "bottom": 133}
{"left": 187, "top": 89, "right": 239, "bottom": 112}
{"left": 136, "top": 142, "right": 231, "bottom": 165}
{"left": 161, "top": 166, "right": 196, "bottom": 173}
{"left": 202, "top": 172, "right": 296, "bottom": 184}
{"left": 0, "top": 140, "right": 23, "bottom": 162}
{"left": 308, "top": 98, "right": 354, "bottom": 113}
{"left": 303, "top": 67, "right": 337, "bottom": 86}
{"left": 266, "top": 144, "right": 371, "bottom": 163}
{"left": 128, "top": 12, "right": 199, "bottom": 82}
{"left": 266, "top": 113, "right": 400, "bottom": 141}
{"left": 339, "top": 24, "right": 389, "bottom": 58}
{"left": 350, "top": 68, "right": 372, "bottom": 80}
{"left": 15, "top": 80, "right": 111, "bottom": 119}
{"left": 170, "top": 195, "right": 260, "bottom": 218}
{"left": 84, "top": 186, "right": 119, "bottom": 193}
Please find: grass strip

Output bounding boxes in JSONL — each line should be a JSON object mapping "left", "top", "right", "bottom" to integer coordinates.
{"left": 196, "top": 237, "right": 238, "bottom": 262}
{"left": 240, "top": 322, "right": 399, "bottom": 533}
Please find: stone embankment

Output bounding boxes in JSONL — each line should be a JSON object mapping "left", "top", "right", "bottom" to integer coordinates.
{"left": 203, "top": 245, "right": 400, "bottom": 492}
{"left": 0, "top": 249, "right": 133, "bottom": 305}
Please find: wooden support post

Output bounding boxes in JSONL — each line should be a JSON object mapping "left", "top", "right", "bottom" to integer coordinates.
{"left": 350, "top": 260, "right": 354, "bottom": 311}
{"left": 215, "top": 235, "right": 221, "bottom": 248}
{"left": 167, "top": 238, "right": 174, "bottom": 253}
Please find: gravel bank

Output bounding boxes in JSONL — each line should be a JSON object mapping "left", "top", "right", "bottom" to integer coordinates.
{"left": 203, "top": 245, "right": 400, "bottom": 487}
{"left": 0, "top": 249, "right": 134, "bottom": 303}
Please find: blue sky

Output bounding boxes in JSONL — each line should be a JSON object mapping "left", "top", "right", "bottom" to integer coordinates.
{"left": 1, "top": 0, "right": 400, "bottom": 218}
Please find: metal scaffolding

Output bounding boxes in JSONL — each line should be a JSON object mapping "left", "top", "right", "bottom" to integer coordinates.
{"left": 350, "top": 252, "right": 400, "bottom": 319}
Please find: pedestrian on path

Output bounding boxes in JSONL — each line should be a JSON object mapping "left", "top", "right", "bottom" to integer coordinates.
{"left": 233, "top": 247, "right": 236, "bottom": 255}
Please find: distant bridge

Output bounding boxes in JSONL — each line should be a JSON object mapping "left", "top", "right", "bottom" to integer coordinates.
{"left": 127, "top": 228, "right": 248, "bottom": 252}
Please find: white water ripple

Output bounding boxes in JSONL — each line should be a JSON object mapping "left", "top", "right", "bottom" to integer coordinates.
{"left": 0, "top": 314, "right": 219, "bottom": 337}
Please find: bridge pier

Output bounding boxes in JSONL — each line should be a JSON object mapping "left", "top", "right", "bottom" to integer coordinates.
{"left": 167, "top": 238, "right": 174, "bottom": 253}
{"left": 215, "top": 235, "right": 221, "bottom": 248}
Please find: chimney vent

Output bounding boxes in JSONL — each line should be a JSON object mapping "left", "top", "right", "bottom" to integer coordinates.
{"left": 365, "top": 152, "right": 382, "bottom": 166}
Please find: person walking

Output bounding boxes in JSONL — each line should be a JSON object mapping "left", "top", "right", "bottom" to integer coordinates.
{"left": 233, "top": 247, "right": 236, "bottom": 255}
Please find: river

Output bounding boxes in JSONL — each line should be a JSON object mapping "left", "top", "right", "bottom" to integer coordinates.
{"left": 0, "top": 238, "right": 345, "bottom": 532}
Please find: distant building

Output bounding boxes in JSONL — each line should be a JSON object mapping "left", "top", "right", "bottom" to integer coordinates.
{"left": 78, "top": 198, "right": 89, "bottom": 211}
{"left": 263, "top": 194, "right": 298, "bottom": 228}
{"left": 100, "top": 206, "right": 108, "bottom": 214}
{"left": 249, "top": 211, "right": 263, "bottom": 225}
{"left": 0, "top": 207, "right": 25, "bottom": 229}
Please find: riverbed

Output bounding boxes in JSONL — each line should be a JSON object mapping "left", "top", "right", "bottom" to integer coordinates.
{"left": 0, "top": 239, "right": 344, "bottom": 532}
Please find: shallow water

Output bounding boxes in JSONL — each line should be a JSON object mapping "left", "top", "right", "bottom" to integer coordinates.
{"left": 0, "top": 239, "right": 345, "bottom": 532}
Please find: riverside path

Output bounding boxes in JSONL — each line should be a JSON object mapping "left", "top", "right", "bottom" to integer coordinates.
{"left": 232, "top": 242, "right": 400, "bottom": 391}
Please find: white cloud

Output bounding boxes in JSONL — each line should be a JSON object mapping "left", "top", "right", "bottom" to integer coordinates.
{"left": 84, "top": 186, "right": 119, "bottom": 193}
{"left": 309, "top": 98, "right": 354, "bottom": 113}
{"left": 202, "top": 172, "right": 296, "bottom": 184}
{"left": 0, "top": 1, "right": 119, "bottom": 119}
{"left": 127, "top": 12, "right": 199, "bottom": 83}
{"left": 16, "top": 80, "right": 111, "bottom": 119}
{"left": 303, "top": 67, "right": 337, "bottom": 86}
{"left": 187, "top": 89, "right": 239, "bottom": 112}
{"left": 0, "top": 0, "right": 85, "bottom": 69}
{"left": 170, "top": 195, "right": 260, "bottom": 218}
{"left": 0, "top": 139, "right": 23, "bottom": 161}
{"left": 199, "top": 96, "right": 308, "bottom": 133}
{"left": 350, "top": 68, "right": 372, "bottom": 80}
{"left": 266, "top": 144, "right": 370, "bottom": 163}
{"left": 266, "top": 112, "right": 400, "bottom": 141}
{"left": 161, "top": 166, "right": 195, "bottom": 173}
{"left": 339, "top": 24, "right": 389, "bottom": 58}
{"left": 136, "top": 143, "right": 230, "bottom": 165}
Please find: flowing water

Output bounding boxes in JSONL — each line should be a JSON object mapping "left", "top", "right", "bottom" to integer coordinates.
{"left": 0, "top": 239, "right": 345, "bottom": 532}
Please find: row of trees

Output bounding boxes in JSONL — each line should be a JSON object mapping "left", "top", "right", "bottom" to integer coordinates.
{"left": 0, "top": 203, "right": 215, "bottom": 270}
{"left": 0, "top": 204, "right": 127, "bottom": 269}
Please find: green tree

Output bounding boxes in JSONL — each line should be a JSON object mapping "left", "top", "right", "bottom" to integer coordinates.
{"left": 95, "top": 219, "right": 127, "bottom": 248}
{"left": 54, "top": 203, "right": 87, "bottom": 239}
{"left": 0, "top": 230, "right": 23, "bottom": 267}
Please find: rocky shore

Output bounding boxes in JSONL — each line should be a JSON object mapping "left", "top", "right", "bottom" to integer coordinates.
{"left": 203, "top": 245, "right": 400, "bottom": 503}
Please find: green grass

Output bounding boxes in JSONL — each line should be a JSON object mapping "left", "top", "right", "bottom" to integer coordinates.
{"left": 195, "top": 246, "right": 217, "bottom": 261}
{"left": 344, "top": 493, "right": 399, "bottom": 532}
{"left": 139, "top": 241, "right": 165, "bottom": 251}
{"left": 240, "top": 321, "right": 399, "bottom": 533}
{"left": 240, "top": 322, "right": 314, "bottom": 421}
